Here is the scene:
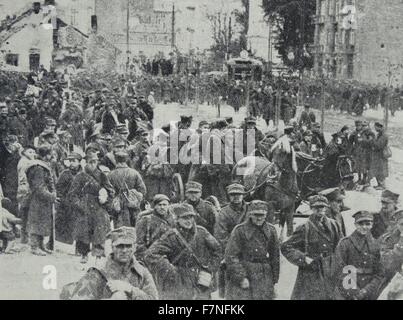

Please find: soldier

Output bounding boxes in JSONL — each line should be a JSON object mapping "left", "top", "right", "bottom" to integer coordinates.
{"left": 55, "top": 152, "right": 83, "bottom": 245}
{"left": 68, "top": 152, "right": 115, "bottom": 264}
{"left": 333, "top": 211, "right": 383, "bottom": 300}
{"left": 184, "top": 181, "right": 217, "bottom": 235}
{"left": 224, "top": 200, "right": 280, "bottom": 300}
{"left": 135, "top": 194, "right": 175, "bottom": 261}
{"left": 215, "top": 184, "right": 249, "bottom": 251}
{"left": 100, "top": 137, "right": 127, "bottom": 171}
{"left": 108, "top": 151, "right": 147, "bottom": 228}
{"left": 379, "top": 210, "right": 403, "bottom": 297}
{"left": 319, "top": 187, "right": 348, "bottom": 237}
{"left": 299, "top": 130, "right": 314, "bottom": 156}
{"left": 144, "top": 203, "right": 221, "bottom": 300}
{"left": 281, "top": 195, "right": 343, "bottom": 300}
{"left": 64, "top": 227, "right": 158, "bottom": 300}
{"left": 372, "top": 190, "right": 400, "bottom": 239}
{"left": 26, "top": 145, "right": 58, "bottom": 256}
{"left": 370, "top": 122, "right": 389, "bottom": 190}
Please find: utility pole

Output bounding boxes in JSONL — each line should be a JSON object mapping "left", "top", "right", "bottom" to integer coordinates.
{"left": 126, "top": 0, "right": 130, "bottom": 73}
{"left": 320, "top": 73, "right": 326, "bottom": 134}
{"left": 171, "top": 4, "right": 176, "bottom": 50}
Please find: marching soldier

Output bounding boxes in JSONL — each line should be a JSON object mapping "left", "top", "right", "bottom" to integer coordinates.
{"left": 370, "top": 122, "right": 389, "bottom": 190}
{"left": 135, "top": 194, "right": 175, "bottom": 261}
{"left": 184, "top": 181, "right": 217, "bottom": 236}
{"left": 64, "top": 227, "right": 158, "bottom": 300}
{"left": 108, "top": 151, "right": 147, "bottom": 228}
{"left": 333, "top": 211, "right": 383, "bottom": 300}
{"left": 224, "top": 200, "right": 280, "bottom": 300}
{"left": 144, "top": 203, "right": 221, "bottom": 300}
{"left": 372, "top": 190, "right": 400, "bottom": 239}
{"left": 214, "top": 184, "right": 249, "bottom": 251}
{"left": 55, "top": 152, "right": 83, "bottom": 245}
{"left": 68, "top": 152, "right": 115, "bottom": 264}
{"left": 281, "top": 195, "right": 343, "bottom": 300}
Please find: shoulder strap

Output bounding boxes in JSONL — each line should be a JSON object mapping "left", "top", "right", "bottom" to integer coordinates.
{"left": 172, "top": 229, "right": 202, "bottom": 267}
{"left": 305, "top": 221, "right": 310, "bottom": 255}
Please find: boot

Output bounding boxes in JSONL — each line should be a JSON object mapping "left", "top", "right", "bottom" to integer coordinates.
{"left": 31, "top": 247, "right": 46, "bottom": 256}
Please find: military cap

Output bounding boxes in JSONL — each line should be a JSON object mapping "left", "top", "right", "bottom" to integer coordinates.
{"left": 245, "top": 116, "right": 257, "bottom": 124}
{"left": 95, "top": 88, "right": 102, "bottom": 93}
{"left": 67, "top": 152, "right": 83, "bottom": 161}
{"left": 85, "top": 143, "right": 100, "bottom": 153}
{"left": 374, "top": 122, "right": 384, "bottom": 128}
{"left": 312, "top": 122, "right": 321, "bottom": 128}
{"left": 332, "top": 132, "right": 342, "bottom": 139}
{"left": 113, "top": 87, "right": 120, "bottom": 92}
{"left": 170, "top": 203, "right": 196, "bottom": 218}
{"left": 319, "top": 187, "right": 345, "bottom": 202}
{"left": 393, "top": 210, "right": 403, "bottom": 222}
{"left": 355, "top": 120, "right": 363, "bottom": 126}
{"left": 303, "top": 130, "right": 313, "bottom": 137}
{"left": 353, "top": 211, "right": 373, "bottom": 223}
{"left": 46, "top": 118, "right": 57, "bottom": 126}
{"left": 248, "top": 200, "right": 268, "bottom": 215}
{"left": 381, "top": 190, "right": 400, "bottom": 204}
{"left": 284, "top": 126, "right": 294, "bottom": 135}
{"left": 114, "top": 151, "right": 129, "bottom": 161}
{"left": 266, "top": 131, "right": 278, "bottom": 139}
{"left": 309, "top": 195, "right": 330, "bottom": 208}
{"left": 225, "top": 117, "right": 233, "bottom": 125}
{"left": 136, "top": 127, "right": 149, "bottom": 136}
{"left": 107, "top": 226, "right": 136, "bottom": 245}
{"left": 18, "top": 108, "right": 27, "bottom": 115}
{"left": 101, "top": 88, "right": 109, "bottom": 93}
{"left": 99, "top": 133, "right": 112, "bottom": 141}
{"left": 112, "top": 138, "right": 127, "bottom": 148}
{"left": 210, "top": 119, "right": 228, "bottom": 130}
{"left": 37, "top": 145, "right": 53, "bottom": 158}
{"left": 153, "top": 194, "right": 171, "bottom": 206}
{"left": 186, "top": 181, "right": 202, "bottom": 193}
{"left": 198, "top": 120, "right": 209, "bottom": 128}
{"left": 116, "top": 124, "right": 129, "bottom": 134}
{"left": 304, "top": 104, "right": 311, "bottom": 109}
{"left": 362, "top": 120, "right": 369, "bottom": 126}
{"left": 41, "top": 130, "right": 57, "bottom": 138}
{"left": 227, "top": 183, "right": 245, "bottom": 195}
{"left": 85, "top": 152, "right": 99, "bottom": 162}
{"left": 180, "top": 115, "right": 193, "bottom": 123}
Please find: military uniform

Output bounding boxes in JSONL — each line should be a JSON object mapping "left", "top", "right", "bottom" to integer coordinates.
{"left": 144, "top": 204, "right": 221, "bottom": 300}
{"left": 281, "top": 196, "right": 343, "bottom": 300}
{"left": 333, "top": 211, "right": 383, "bottom": 300}
{"left": 185, "top": 182, "right": 217, "bottom": 235}
{"left": 135, "top": 195, "right": 175, "bottom": 261}
{"left": 372, "top": 190, "right": 399, "bottom": 239}
{"left": 224, "top": 201, "right": 280, "bottom": 300}
{"left": 320, "top": 188, "right": 347, "bottom": 237}
{"left": 64, "top": 227, "right": 158, "bottom": 300}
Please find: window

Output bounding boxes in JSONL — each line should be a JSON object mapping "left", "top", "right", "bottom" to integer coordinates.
{"left": 5, "top": 53, "right": 18, "bottom": 66}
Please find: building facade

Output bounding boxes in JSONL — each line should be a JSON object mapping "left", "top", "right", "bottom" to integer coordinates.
{"left": 313, "top": 0, "right": 403, "bottom": 85}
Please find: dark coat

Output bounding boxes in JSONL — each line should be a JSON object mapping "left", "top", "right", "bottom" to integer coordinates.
{"left": 281, "top": 214, "right": 343, "bottom": 300}
{"left": 380, "top": 229, "right": 403, "bottom": 279}
{"left": 108, "top": 163, "right": 147, "bottom": 227}
{"left": 26, "top": 161, "right": 56, "bottom": 237}
{"left": 68, "top": 255, "right": 158, "bottom": 300}
{"left": 372, "top": 210, "right": 396, "bottom": 240}
{"left": 55, "top": 167, "right": 81, "bottom": 244}
{"left": 68, "top": 168, "right": 114, "bottom": 245}
{"left": 185, "top": 199, "right": 217, "bottom": 236}
{"left": 0, "top": 144, "right": 20, "bottom": 214}
{"left": 225, "top": 219, "right": 280, "bottom": 300}
{"left": 370, "top": 130, "right": 389, "bottom": 180}
{"left": 144, "top": 224, "right": 221, "bottom": 300}
{"left": 214, "top": 202, "right": 249, "bottom": 251}
{"left": 333, "top": 231, "right": 383, "bottom": 300}
{"left": 135, "top": 209, "right": 176, "bottom": 261}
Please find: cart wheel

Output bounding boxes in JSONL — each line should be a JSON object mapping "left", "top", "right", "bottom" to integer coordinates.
{"left": 172, "top": 173, "right": 185, "bottom": 203}
{"left": 205, "top": 195, "right": 221, "bottom": 212}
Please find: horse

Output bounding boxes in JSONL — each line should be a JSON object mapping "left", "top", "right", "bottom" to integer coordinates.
{"left": 232, "top": 135, "right": 298, "bottom": 241}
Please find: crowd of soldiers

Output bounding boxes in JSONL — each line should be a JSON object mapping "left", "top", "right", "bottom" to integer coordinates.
{"left": 0, "top": 66, "right": 402, "bottom": 301}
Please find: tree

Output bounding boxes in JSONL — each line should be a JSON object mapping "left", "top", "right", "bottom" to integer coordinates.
{"left": 207, "top": 11, "right": 242, "bottom": 64}
{"left": 233, "top": 0, "right": 250, "bottom": 51}
{"left": 262, "top": 0, "right": 316, "bottom": 70}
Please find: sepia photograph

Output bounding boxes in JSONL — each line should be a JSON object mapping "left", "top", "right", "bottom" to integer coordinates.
{"left": 0, "top": 0, "right": 402, "bottom": 306}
